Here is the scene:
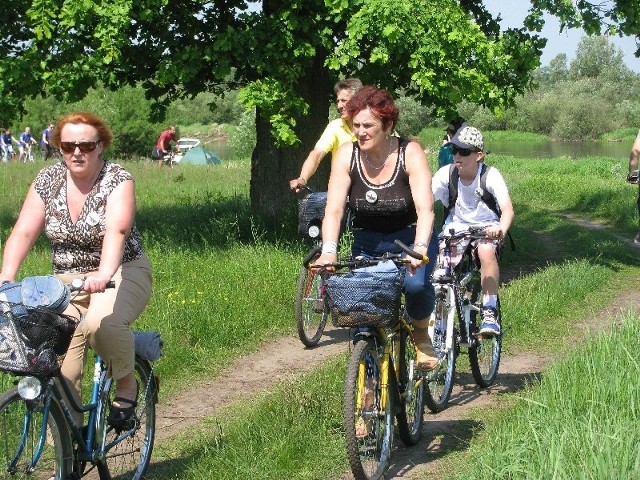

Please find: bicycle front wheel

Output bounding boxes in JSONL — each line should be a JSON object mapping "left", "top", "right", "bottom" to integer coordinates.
{"left": 469, "top": 294, "right": 502, "bottom": 388}
{"left": 101, "top": 356, "right": 157, "bottom": 479}
{"left": 295, "top": 264, "right": 328, "bottom": 347}
{"left": 424, "top": 291, "right": 456, "bottom": 413}
{"left": 343, "top": 338, "right": 393, "bottom": 480}
{"left": 396, "top": 324, "right": 425, "bottom": 445}
{"left": 0, "top": 386, "right": 73, "bottom": 480}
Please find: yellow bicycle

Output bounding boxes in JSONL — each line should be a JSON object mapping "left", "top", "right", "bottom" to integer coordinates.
{"left": 319, "top": 241, "right": 426, "bottom": 480}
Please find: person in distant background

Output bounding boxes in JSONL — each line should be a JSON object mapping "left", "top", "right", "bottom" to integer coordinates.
{"left": 18, "top": 127, "right": 37, "bottom": 162}
{"left": 41, "top": 123, "right": 55, "bottom": 161}
{"left": 1, "top": 129, "right": 18, "bottom": 162}
{"left": 437, "top": 117, "right": 466, "bottom": 169}
{"left": 627, "top": 129, "right": 640, "bottom": 243}
{"left": 152, "top": 125, "right": 177, "bottom": 160}
{"left": 289, "top": 78, "right": 363, "bottom": 191}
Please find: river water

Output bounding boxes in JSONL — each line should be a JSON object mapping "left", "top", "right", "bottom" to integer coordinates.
{"left": 486, "top": 139, "right": 631, "bottom": 160}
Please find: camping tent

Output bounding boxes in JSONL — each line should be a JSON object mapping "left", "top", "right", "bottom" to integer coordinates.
{"left": 178, "top": 146, "right": 221, "bottom": 166}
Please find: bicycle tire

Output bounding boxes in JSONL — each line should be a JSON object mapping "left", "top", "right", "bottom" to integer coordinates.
{"left": 295, "top": 263, "right": 328, "bottom": 347}
{"left": 396, "top": 323, "right": 425, "bottom": 445}
{"left": 343, "top": 338, "right": 393, "bottom": 480}
{"left": 424, "top": 291, "right": 456, "bottom": 413}
{"left": 100, "top": 355, "right": 157, "bottom": 479}
{"left": 469, "top": 284, "right": 502, "bottom": 388}
{"left": 0, "top": 387, "right": 73, "bottom": 479}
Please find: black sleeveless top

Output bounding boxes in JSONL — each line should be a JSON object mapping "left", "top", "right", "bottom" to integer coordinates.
{"left": 348, "top": 138, "right": 417, "bottom": 233}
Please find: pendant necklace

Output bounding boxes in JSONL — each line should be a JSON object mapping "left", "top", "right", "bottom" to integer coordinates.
{"left": 363, "top": 137, "right": 394, "bottom": 171}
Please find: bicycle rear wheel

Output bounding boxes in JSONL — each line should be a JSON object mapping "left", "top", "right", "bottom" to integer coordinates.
{"left": 424, "top": 291, "right": 456, "bottom": 412}
{"left": 100, "top": 356, "right": 157, "bottom": 479}
{"left": 396, "top": 323, "right": 425, "bottom": 445}
{"left": 469, "top": 291, "right": 502, "bottom": 388}
{"left": 343, "top": 338, "right": 393, "bottom": 480}
{"left": 0, "top": 386, "right": 73, "bottom": 479}
{"left": 295, "top": 263, "right": 328, "bottom": 347}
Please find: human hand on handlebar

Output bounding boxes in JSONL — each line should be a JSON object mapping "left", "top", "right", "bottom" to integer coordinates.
{"left": 311, "top": 253, "right": 338, "bottom": 272}
{"left": 483, "top": 225, "right": 504, "bottom": 239}
{"left": 81, "top": 272, "right": 114, "bottom": 293}
{"left": 289, "top": 177, "right": 307, "bottom": 192}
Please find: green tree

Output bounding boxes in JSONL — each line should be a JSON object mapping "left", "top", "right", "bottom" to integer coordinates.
{"left": 569, "top": 36, "right": 632, "bottom": 80}
{"left": 1, "top": 0, "right": 635, "bottom": 211}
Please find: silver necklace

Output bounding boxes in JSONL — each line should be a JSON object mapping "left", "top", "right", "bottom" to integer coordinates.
{"left": 363, "top": 137, "right": 394, "bottom": 171}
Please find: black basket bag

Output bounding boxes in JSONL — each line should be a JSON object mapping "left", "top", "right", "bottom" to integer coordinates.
{"left": 0, "top": 277, "right": 77, "bottom": 376}
{"left": 298, "top": 192, "right": 327, "bottom": 239}
{"left": 324, "top": 263, "right": 404, "bottom": 328}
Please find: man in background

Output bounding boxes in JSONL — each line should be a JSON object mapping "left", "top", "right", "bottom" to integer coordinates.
{"left": 41, "top": 123, "right": 55, "bottom": 161}
{"left": 152, "top": 125, "right": 177, "bottom": 160}
{"left": 289, "top": 78, "right": 363, "bottom": 191}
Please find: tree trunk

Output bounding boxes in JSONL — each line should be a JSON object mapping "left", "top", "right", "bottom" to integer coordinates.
{"left": 249, "top": 54, "right": 332, "bottom": 214}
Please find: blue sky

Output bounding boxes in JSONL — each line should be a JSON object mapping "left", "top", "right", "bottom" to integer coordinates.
{"left": 483, "top": 0, "right": 640, "bottom": 72}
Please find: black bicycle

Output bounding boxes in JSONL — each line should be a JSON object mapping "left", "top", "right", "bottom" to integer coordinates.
{"left": 294, "top": 187, "right": 350, "bottom": 347}
{"left": 0, "top": 277, "right": 160, "bottom": 479}
{"left": 424, "top": 226, "right": 503, "bottom": 412}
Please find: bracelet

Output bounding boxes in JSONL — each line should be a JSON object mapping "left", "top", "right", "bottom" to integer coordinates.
{"left": 414, "top": 241, "right": 428, "bottom": 248}
{"left": 321, "top": 241, "right": 338, "bottom": 255}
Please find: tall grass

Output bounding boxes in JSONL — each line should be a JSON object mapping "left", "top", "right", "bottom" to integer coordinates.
{"left": 1, "top": 152, "right": 639, "bottom": 478}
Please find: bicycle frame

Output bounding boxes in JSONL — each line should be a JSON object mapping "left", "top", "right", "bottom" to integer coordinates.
{"left": 10, "top": 352, "right": 140, "bottom": 471}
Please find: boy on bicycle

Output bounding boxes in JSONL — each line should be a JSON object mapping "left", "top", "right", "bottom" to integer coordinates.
{"left": 431, "top": 126, "right": 514, "bottom": 336}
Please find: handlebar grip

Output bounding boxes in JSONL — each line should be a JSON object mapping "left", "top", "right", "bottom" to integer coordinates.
{"left": 303, "top": 245, "right": 323, "bottom": 268}
{"left": 394, "top": 240, "right": 428, "bottom": 262}
{"left": 106, "top": 281, "right": 115, "bottom": 289}
{"left": 70, "top": 279, "right": 117, "bottom": 291}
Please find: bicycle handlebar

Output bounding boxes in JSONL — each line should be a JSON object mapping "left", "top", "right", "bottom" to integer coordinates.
{"left": 439, "top": 226, "right": 490, "bottom": 242}
{"left": 304, "top": 239, "right": 425, "bottom": 271}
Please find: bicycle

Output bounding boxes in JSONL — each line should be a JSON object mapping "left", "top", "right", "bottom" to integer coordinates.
{"left": 318, "top": 241, "right": 426, "bottom": 480}
{"left": 294, "top": 186, "right": 350, "bottom": 347}
{"left": 0, "top": 276, "right": 160, "bottom": 479}
{"left": 423, "top": 226, "right": 503, "bottom": 413}
{"left": 22, "top": 144, "right": 35, "bottom": 163}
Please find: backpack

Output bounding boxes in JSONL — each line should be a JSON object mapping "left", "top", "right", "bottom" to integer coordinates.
{"left": 444, "top": 163, "right": 515, "bottom": 251}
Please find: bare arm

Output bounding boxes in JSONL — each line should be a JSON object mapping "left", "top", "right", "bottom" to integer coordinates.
{"left": 0, "top": 186, "right": 46, "bottom": 282}
{"left": 629, "top": 133, "right": 640, "bottom": 174}
{"left": 314, "top": 143, "right": 352, "bottom": 265}
{"left": 83, "top": 179, "right": 136, "bottom": 292}
{"left": 405, "top": 141, "right": 435, "bottom": 270}
{"left": 289, "top": 148, "right": 327, "bottom": 191}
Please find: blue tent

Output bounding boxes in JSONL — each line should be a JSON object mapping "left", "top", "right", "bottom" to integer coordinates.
{"left": 179, "top": 146, "right": 221, "bottom": 165}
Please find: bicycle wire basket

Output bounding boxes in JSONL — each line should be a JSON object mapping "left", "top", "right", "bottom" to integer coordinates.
{"left": 297, "top": 191, "right": 327, "bottom": 239}
{"left": 0, "top": 301, "right": 77, "bottom": 376}
{"left": 324, "top": 265, "right": 404, "bottom": 328}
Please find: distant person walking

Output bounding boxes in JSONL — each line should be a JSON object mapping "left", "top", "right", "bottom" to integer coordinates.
{"left": 152, "top": 125, "right": 177, "bottom": 160}
{"left": 18, "top": 127, "right": 37, "bottom": 162}
{"left": 289, "top": 78, "right": 363, "bottom": 191}
{"left": 41, "top": 123, "right": 55, "bottom": 161}
{"left": 627, "top": 129, "right": 640, "bottom": 243}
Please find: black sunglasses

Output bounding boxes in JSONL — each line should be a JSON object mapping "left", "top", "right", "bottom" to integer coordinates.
{"left": 60, "top": 141, "right": 101, "bottom": 154}
{"left": 451, "top": 145, "right": 480, "bottom": 157}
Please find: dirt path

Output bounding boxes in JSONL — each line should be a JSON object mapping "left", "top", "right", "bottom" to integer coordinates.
{"left": 152, "top": 221, "right": 640, "bottom": 478}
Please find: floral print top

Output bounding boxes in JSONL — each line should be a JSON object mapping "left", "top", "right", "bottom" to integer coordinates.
{"left": 33, "top": 161, "right": 144, "bottom": 273}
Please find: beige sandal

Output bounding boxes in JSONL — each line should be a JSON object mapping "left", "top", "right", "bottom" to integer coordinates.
{"left": 415, "top": 342, "right": 439, "bottom": 371}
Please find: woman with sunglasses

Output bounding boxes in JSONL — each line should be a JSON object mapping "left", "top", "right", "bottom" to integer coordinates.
{"left": 314, "top": 86, "right": 439, "bottom": 371}
{"left": 432, "top": 126, "right": 514, "bottom": 336}
{"left": 0, "top": 111, "right": 152, "bottom": 429}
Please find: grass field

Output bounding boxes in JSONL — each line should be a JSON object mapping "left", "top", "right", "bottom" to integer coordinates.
{"left": 1, "top": 151, "right": 639, "bottom": 478}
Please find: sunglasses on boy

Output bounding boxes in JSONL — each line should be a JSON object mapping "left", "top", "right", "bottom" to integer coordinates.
{"left": 451, "top": 145, "right": 479, "bottom": 157}
{"left": 59, "top": 140, "right": 101, "bottom": 154}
